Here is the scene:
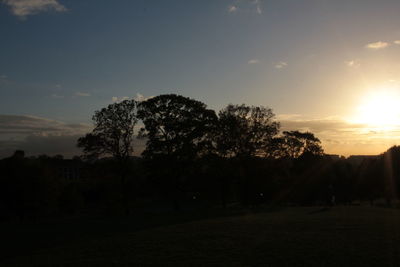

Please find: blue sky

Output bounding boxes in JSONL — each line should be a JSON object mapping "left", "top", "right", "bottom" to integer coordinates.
{"left": 2, "top": 0, "right": 400, "bottom": 157}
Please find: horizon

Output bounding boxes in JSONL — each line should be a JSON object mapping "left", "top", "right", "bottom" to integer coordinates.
{"left": 2, "top": 0, "right": 400, "bottom": 157}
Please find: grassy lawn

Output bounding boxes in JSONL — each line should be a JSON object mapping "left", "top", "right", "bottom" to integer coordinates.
{"left": 2, "top": 206, "right": 400, "bottom": 266}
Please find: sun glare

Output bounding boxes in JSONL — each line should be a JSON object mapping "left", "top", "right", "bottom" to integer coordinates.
{"left": 350, "top": 87, "right": 400, "bottom": 128}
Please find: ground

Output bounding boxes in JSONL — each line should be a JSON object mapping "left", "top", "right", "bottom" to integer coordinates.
{"left": 2, "top": 206, "right": 400, "bottom": 266}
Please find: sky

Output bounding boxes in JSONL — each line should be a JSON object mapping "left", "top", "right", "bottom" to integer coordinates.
{"left": 2, "top": 0, "right": 400, "bottom": 158}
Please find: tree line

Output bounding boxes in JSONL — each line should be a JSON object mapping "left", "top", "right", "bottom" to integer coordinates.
{"left": 1, "top": 94, "right": 400, "bottom": 220}
{"left": 78, "top": 94, "right": 324, "bottom": 161}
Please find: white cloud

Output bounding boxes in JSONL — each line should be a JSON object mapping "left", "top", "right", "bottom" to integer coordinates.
{"left": 112, "top": 93, "right": 153, "bottom": 103}
{"left": 254, "top": 0, "right": 262, "bottom": 14}
{"left": 248, "top": 59, "right": 260, "bottom": 64}
{"left": 51, "top": 94, "right": 64, "bottom": 99}
{"left": 111, "top": 96, "right": 129, "bottom": 103}
{"left": 2, "top": 0, "right": 67, "bottom": 18}
{"left": 274, "top": 61, "right": 288, "bottom": 69}
{"left": 227, "top": 0, "right": 262, "bottom": 15}
{"left": 365, "top": 41, "right": 389, "bottom": 50}
{"left": 228, "top": 5, "right": 237, "bottom": 13}
{"left": 134, "top": 93, "right": 153, "bottom": 102}
{"left": 75, "top": 92, "right": 90, "bottom": 97}
{"left": 345, "top": 60, "right": 361, "bottom": 68}
{"left": 394, "top": 40, "right": 400, "bottom": 45}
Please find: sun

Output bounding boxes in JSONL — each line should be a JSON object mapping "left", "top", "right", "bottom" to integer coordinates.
{"left": 350, "top": 87, "right": 400, "bottom": 128}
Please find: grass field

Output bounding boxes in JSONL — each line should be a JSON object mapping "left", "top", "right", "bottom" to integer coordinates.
{"left": 2, "top": 206, "right": 400, "bottom": 266}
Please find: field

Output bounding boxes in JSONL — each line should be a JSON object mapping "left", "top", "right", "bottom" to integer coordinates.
{"left": 2, "top": 206, "right": 400, "bottom": 266}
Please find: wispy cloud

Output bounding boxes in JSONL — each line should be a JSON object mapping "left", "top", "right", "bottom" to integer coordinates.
{"left": 0, "top": 114, "right": 90, "bottom": 136}
{"left": 134, "top": 93, "right": 153, "bottom": 102}
{"left": 365, "top": 41, "right": 389, "bottom": 50}
{"left": 228, "top": 5, "right": 237, "bottom": 13}
{"left": 227, "top": 0, "right": 262, "bottom": 15}
{"left": 51, "top": 94, "right": 64, "bottom": 99}
{"left": 280, "top": 115, "right": 400, "bottom": 156}
{"left": 0, "top": 114, "right": 92, "bottom": 158}
{"left": 112, "top": 93, "right": 153, "bottom": 103}
{"left": 345, "top": 60, "right": 361, "bottom": 68}
{"left": 75, "top": 92, "right": 90, "bottom": 97}
{"left": 248, "top": 59, "right": 260, "bottom": 64}
{"left": 254, "top": 0, "right": 262, "bottom": 14}
{"left": 394, "top": 40, "right": 400, "bottom": 45}
{"left": 111, "top": 96, "right": 129, "bottom": 103}
{"left": 0, "top": 114, "right": 147, "bottom": 158}
{"left": 0, "top": 74, "right": 7, "bottom": 79}
{"left": 2, "top": 0, "right": 67, "bottom": 18}
{"left": 274, "top": 61, "right": 288, "bottom": 69}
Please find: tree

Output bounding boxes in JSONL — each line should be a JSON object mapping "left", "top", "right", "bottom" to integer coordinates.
{"left": 216, "top": 104, "right": 280, "bottom": 206}
{"left": 137, "top": 94, "right": 217, "bottom": 160}
{"left": 137, "top": 94, "right": 217, "bottom": 210}
{"left": 274, "top": 131, "right": 324, "bottom": 159}
{"left": 77, "top": 99, "right": 138, "bottom": 215}
{"left": 216, "top": 104, "right": 280, "bottom": 158}
{"left": 77, "top": 99, "right": 138, "bottom": 161}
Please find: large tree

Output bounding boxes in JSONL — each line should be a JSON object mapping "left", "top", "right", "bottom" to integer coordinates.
{"left": 137, "top": 94, "right": 217, "bottom": 160}
{"left": 77, "top": 99, "right": 138, "bottom": 161}
{"left": 137, "top": 94, "right": 217, "bottom": 210}
{"left": 77, "top": 99, "right": 138, "bottom": 215}
{"left": 274, "top": 131, "right": 324, "bottom": 159}
{"left": 216, "top": 104, "right": 280, "bottom": 158}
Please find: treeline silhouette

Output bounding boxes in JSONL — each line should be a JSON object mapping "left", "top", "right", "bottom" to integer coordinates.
{"left": 1, "top": 94, "right": 399, "bottom": 220}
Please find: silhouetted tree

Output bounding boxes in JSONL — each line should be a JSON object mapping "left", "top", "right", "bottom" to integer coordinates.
{"left": 77, "top": 99, "right": 138, "bottom": 215}
{"left": 138, "top": 94, "right": 217, "bottom": 210}
{"left": 216, "top": 104, "right": 280, "bottom": 158}
{"left": 274, "top": 131, "right": 324, "bottom": 159}
{"left": 215, "top": 104, "right": 279, "bottom": 205}
{"left": 77, "top": 99, "right": 138, "bottom": 160}
{"left": 138, "top": 94, "right": 217, "bottom": 160}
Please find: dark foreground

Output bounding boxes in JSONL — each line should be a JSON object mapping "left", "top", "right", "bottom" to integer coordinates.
{"left": 2, "top": 206, "right": 400, "bottom": 266}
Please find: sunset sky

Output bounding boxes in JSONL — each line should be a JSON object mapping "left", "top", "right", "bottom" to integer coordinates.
{"left": 2, "top": 0, "right": 400, "bottom": 157}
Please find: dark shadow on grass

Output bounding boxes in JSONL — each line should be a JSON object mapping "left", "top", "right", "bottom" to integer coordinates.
{"left": 0, "top": 205, "right": 286, "bottom": 263}
{"left": 308, "top": 207, "right": 331, "bottom": 214}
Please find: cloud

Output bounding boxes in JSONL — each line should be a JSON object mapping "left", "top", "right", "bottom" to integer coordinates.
{"left": 134, "top": 93, "right": 153, "bottom": 102}
{"left": 111, "top": 96, "right": 129, "bottom": 103}
{"left": 228, "top": 5, "right": 237, "bottom": 13}
{"left": 274, "top": 61, "right": 288, "bottom": 69}
{"left": 2, "top": 0, "right": 67, "bottom": 18}
{"left": 0, "top": 114, "right": 147, "bottom": 158}
{"left": 0, "top": 114, "right": 92, "bottom": 158}
{"left": 0, "top": 74, "right": 7, "bottom": 79}
{"left": 75, "top": 92, "right": 90, "bottom": 97}
{"left": 254, "top": 0, "right": 262, "bottom": 14}
{"left": 345, "top": 60, "right": 361, "bottom": 68}
{"left": 112, "top": 93, "right": 153, "bottom": 103}
{"left": 51, "top": 94, "right": 64, "bottom": 99}
{"left": 365, "top": 41, "right": 389, "bottom": 50}
{"left": 248, "top": 59, "right": 260, "bottom": 64}
{"left": 279, "top": 115, "right": 400, "bottom": 156}
{"left": 394, "top": 40, "right": 400, "bottom": 45}
{"left": 227, "top": 0, "right": 262, "bottom": 15}
{"left": 0, "top": 114, "right": 90, "bottom": 136}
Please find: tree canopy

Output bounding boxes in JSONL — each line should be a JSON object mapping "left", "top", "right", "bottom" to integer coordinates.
{"left": 137, "top": 94, "right": 217, "bottom": 160}
{"left": 77, "top": 99, "right": 138, "bottom": 160}
{"left": 216, "top": 104, "right": 280, "bottom": 158}
{"left": 273, "top": 131, "right": 324, "bottom": 158}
